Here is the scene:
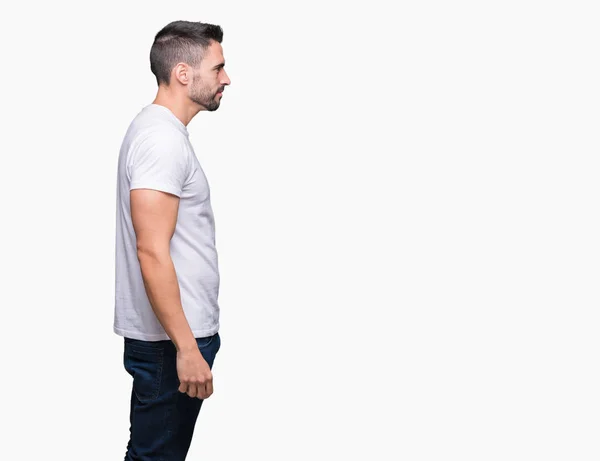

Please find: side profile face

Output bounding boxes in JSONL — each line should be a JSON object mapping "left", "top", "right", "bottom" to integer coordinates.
{"left": 189, "top": 40, "right": 230, "bottom": 111}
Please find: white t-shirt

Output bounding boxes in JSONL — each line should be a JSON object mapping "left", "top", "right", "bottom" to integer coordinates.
{"left": 114, "top": 104, "right": 220, "bottom": 341}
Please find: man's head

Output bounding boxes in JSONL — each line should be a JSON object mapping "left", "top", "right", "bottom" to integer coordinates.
{"left": 150, "top": 21, "right": 231, "bottom": 111}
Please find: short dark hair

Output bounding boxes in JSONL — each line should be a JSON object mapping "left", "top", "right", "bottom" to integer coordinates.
{"left": 150, "top": 20, "right": 224, "bottom": 86}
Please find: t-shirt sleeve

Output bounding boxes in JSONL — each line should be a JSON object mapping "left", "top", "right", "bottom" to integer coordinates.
{"left": 129, "top": 135, "right": 191, "bottom": 198}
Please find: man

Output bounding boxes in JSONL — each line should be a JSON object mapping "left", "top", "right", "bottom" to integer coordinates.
{"left": 113, "top": 20, "right": 231, "bottom": 460}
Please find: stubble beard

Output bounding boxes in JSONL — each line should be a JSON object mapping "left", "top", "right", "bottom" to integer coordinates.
{"left": 190, "top": 80, "right": 221, "bottom": 112}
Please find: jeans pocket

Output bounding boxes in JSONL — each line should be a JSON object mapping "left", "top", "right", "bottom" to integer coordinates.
{"left": 196, "top": 333, "right": 217, "bottom": 349}
{"left": 124, "top": 343, "right": 164, "bottom": 402}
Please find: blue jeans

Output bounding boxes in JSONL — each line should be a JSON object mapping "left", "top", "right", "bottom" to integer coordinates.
{"left": 123, "top": 333, "right": 221, "bottom": 460}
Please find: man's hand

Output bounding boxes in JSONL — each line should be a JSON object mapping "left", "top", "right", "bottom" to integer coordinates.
{"left": 177, "top": 347, "right": 214, "bottom": 399}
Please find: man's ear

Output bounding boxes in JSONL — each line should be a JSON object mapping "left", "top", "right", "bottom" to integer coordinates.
{"left": 172, "top": 63, "right": 190, "bottom": 85}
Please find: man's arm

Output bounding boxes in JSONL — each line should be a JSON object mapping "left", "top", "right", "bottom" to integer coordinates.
{"left": 130, "top": 188, "right": 213, "bottom": 399}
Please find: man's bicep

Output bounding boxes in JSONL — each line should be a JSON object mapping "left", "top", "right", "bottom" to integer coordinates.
{"left": 130, "top": 189, "right": 179, "bottom": 254}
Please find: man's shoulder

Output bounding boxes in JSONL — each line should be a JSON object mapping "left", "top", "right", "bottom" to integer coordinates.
{"left": 126, "top": 118, "right": 187, "bottom": 152}
{"left": 129, "top": 110, "right": 181, "bottom": 138}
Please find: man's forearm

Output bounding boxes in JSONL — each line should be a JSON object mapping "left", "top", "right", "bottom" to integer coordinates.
{"left": 137, "top": 249, "right": 197, "bottom": 352}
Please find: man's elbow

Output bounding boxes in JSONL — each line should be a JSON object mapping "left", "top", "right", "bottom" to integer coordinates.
{"left": 136, "top": 242, "right": 170, "bottom": 264}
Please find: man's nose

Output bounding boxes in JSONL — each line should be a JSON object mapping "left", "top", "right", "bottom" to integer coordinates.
{"left": 221, "top": 70, "right": 231, "bottom": 86}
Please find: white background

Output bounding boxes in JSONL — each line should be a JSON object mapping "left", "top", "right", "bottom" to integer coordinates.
{"left": 1, "top": 0, "right": 598, "bottom": 459}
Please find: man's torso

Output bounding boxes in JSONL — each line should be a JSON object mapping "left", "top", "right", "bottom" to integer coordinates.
{"left": 114, "top": 104, "right": 220, "bottom": 341}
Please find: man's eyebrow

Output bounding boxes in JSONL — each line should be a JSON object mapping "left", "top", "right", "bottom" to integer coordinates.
{"left": 213, "top": 62, "right": 225, "bottom": 70}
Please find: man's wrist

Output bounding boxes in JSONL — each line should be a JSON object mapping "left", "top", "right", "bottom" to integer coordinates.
{"left": 173, "top": 336, "right": 198, "bottom": 353}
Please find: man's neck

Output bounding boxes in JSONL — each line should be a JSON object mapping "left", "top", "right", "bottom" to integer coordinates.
{"left": 153, "top": 90, "right": 202, "bottom": 126}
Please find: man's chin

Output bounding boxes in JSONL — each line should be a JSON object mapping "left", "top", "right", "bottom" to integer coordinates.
{"left": 193, "top": 102, "right": 219, "bottom": 112}
{"left": 207, "top": 101, "right": 220, "bottom": 112}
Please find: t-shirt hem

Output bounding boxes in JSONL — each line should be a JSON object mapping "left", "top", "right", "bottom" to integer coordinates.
{"left": 130, "top": 182, "right": 182, "bottom": 198}
{"left": 114, "top": 324, "right": 219, "bottom": 341}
